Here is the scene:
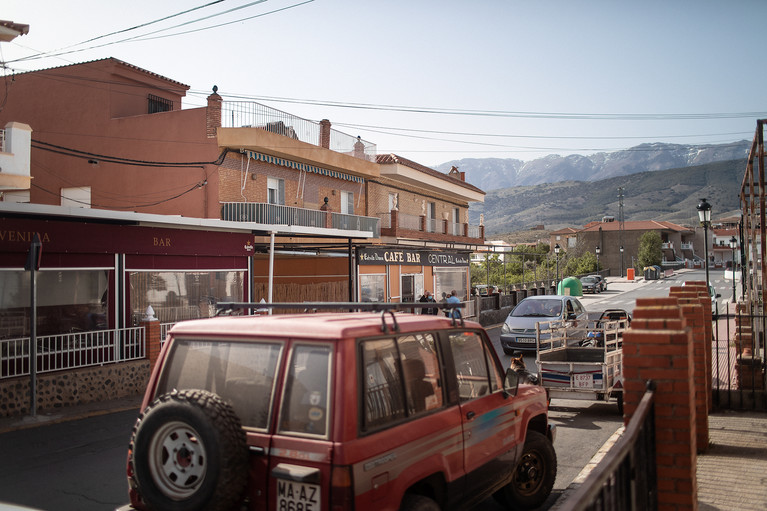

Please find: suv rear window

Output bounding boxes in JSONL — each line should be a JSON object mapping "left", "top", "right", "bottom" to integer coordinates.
{"left": 156, "top": 338, "right": 283, "bottom": 430}
{"left": 361, "top": 333, "right": 442, "bottom": 431}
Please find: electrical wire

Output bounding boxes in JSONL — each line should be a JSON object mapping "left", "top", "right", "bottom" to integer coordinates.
{"left": 31, "top": 180, "right": 207, "bottom": 209}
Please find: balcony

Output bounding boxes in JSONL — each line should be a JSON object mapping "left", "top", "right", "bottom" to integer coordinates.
{"left": 221, "top": 101, "right": 376, "bottom": 161}
{"left": 380, "top": 210, "right": 484, "bottom": 243}
{"left": 221, "top": 202, "right": 380, "bottom": 237}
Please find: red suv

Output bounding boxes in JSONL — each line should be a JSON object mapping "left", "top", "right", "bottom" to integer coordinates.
{"left": 120, "top": 307, "right": 556, "bottom": 511}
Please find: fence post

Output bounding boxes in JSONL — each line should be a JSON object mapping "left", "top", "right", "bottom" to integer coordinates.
{"left": 623, "top": 296, "right": 698, "bottom": 510}
{"left": 669, "top": 287, "right": 710, "bottom": 452}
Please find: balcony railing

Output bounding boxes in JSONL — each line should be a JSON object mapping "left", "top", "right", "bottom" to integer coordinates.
{"left": 221, "top": 101, "right": 376, "bottom": 161}
{"left": 221, "top": 202, "right": 379, "bottom": 236}
{"left": 381, "top": 210, "right": 483, "bottom": 241}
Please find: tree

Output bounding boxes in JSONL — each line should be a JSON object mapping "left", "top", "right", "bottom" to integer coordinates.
{"left": 637, "top": 231, "right": 662, "bottom": 269}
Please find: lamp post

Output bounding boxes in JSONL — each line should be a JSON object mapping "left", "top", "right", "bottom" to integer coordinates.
{"left": 554, "top": 244, "right": 561, "bottom": 292}
{"left": 595, "top": 245, "right": 601, "bottom": 273}
{"left": 729, "top": 236, "right": 737, "bottom": 303}
{"left": 620, "top": 245, "right": 624, "bottom": 278}
{"left": 697, "top": 198, "right": 712, "bottom": 289}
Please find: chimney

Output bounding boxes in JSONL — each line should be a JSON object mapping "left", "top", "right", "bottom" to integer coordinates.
{"left": 206, "top": 86, "right": 222, "bottom": 139}
{"left": 459, "top": 171, "right": 466, "bottom": 182}
{"left": 319, "top": 119, "right": 331, "bottom": 149}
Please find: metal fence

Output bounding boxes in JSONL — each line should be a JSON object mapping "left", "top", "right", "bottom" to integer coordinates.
{"left": 221, "top": 101, "right": 376, "bottom": 161}
{"left": 1, "top": 327, "right": 145, "bottom": 379}
{"left": 557, "top": 382, "right": 657, "bottom": 511}
{"left": 712, "top": 310, "right": 767, "bottom": 410}
{"left": 221, "top": 202, "right": 380, "bottom": 236}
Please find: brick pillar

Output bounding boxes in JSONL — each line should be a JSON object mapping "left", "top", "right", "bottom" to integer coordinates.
{"left": 670, "top": 287, "right": 710, "bottom": 452}
{"left": 623, "top": 297, "right": 698, "bottom": 510}
{"left": 143, "top": 318, "right": 162, "bottom": 372}
{"left": 682, "top": 281, "right": 713, "bottom": 409}
{"left": 319, "top": 119, "right": 331, "bottom": 148}
{"left": 420, "top": 215, "right": 426, "bottom": 232}
{"left": 390, "top": 209, "right": 399, "bottom": 235}
{"left": 206, "top": 87, "right": 222, "bottom": 138}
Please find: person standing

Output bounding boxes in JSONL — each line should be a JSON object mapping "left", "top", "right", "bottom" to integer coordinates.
{"left": 446, "top": 289, "right": 461, "bottom": 318}
{"left": 419, "top": 290, "right": 437, "bottom": 315}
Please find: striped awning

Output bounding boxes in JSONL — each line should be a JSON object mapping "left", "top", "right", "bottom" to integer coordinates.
{"left": 245, "top": 151, "right": 364, "bottom": 183}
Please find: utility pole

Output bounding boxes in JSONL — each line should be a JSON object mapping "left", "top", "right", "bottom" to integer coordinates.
{"left": 618, "top": 187, "right": 625, "bottom": 277}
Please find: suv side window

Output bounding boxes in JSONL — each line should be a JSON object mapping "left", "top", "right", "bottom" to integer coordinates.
{"left": 449, "top": 331, "right": 503, "bottom": 400}
{"left": 360, "top": 333, "right": 442, "bottom": 431}
{"left": 278, "top": 344, "right": 332, "bottom": 437}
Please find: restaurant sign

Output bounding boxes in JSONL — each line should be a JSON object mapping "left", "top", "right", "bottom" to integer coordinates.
{"left": 358, "top": 247, "right": 469, "bottom": 267}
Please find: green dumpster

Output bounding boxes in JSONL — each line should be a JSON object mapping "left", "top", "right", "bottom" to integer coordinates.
{"left": 557, "top": 276, "right": 583, "bottom": 296}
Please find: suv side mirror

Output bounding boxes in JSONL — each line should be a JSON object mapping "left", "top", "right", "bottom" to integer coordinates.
{"left": 504, "top": 368, "right": 519, "bottom": 397}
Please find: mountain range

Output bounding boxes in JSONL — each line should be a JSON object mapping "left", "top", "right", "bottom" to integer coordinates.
{"left": 435, "top": 141, "right": 751, "bottom": 190}
{"left": 465, "top": 157, "right": 747, "bottom": 235}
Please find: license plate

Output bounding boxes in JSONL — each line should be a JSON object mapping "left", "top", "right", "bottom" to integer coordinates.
{"left": 277, "top": 479, "right": 321, "bottom": 510}
{"left": 574, "top": 373, "right": 593, "bottom": 388}
{"left": 517, "top": 337, "right": 536, "bottom": 344}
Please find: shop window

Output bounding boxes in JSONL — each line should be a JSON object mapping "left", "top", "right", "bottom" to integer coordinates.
{"left": 360, "top": 274, "right": 385, "bottom": 302}
{"left": 434, "top": 266, "right": 468, "bottom": 302}
{"left": 0, "top": 269, "right": 108, "bottom": 338}
{"left": 129, "top": 270, "right": 245, "bottom": 325}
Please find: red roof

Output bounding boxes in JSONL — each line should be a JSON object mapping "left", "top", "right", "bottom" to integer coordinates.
{"left": 376, "top": 154, "right": 484, "bottom": 195}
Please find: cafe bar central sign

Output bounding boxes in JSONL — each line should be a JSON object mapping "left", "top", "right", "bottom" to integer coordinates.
{"left": 358, "top": 247, "right": 469, "bottom": 267}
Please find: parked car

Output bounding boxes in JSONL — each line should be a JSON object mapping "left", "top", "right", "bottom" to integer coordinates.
{"left": 500, "top": 295, "right": 589, "bottom": 354}
{"left": 589, "top": 274, "right": 607, "bottom": 292}
{"left": 119, "top": 305, "right": 557, "bottom": 511}
{"left": 681, "top": 281, "right": 721, "bottom": 319}
{"left": 580, "top": 275, "right": 601, "bottom": 294}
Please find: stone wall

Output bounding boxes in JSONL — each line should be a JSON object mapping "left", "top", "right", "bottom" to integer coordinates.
{"left": 0, "top": 360, "right": 149, "bottom": 417}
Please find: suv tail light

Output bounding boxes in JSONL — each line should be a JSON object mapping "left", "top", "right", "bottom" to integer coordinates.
{"left": 330, "top": 465, "right": 354, "bottom": 511}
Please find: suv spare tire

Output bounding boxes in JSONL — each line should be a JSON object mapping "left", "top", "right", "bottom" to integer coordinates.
{"left": 128, "top": 389, "right": 248, "bottom": 511}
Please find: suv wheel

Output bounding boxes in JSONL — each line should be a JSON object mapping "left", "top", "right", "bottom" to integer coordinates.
{"left": 493, "top": 430, "right": 557, "bottom": 510}
{"left": 400, "top": 494, "right": 440, "bottom": 511}
{"left": 129, "top": 389, "right": 248, "bottom": 511}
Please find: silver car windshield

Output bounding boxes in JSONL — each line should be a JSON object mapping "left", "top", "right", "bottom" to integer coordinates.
{"left": 512, "top": 299, "right": 562, "bottom": 318}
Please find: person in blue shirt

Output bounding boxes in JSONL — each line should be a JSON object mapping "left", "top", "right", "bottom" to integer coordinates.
{"left": 446, "top": 289, "right": 461, "bottom": 318}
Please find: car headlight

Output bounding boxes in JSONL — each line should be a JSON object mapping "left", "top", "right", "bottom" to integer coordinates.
{"left": 501, "top": 323, "right": 510, "bottom": 334}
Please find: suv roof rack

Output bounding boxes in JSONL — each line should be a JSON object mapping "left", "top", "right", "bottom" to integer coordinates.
{"left": 216, "top": 302, "right": 465, "bottom": 333}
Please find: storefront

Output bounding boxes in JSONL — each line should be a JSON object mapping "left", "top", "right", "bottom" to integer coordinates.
{"left": 0, "top": 210, "right": 253, "bottom": 340}
{"left": 357, "top": 246, "right": 471, "bottom": 303}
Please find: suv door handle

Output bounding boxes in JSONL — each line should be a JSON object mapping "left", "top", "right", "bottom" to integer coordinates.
{"left": 466, "top": 411, "right": 476, "bottom": 421}
{"left": 249, "top": 446, "right": 266, "bottom": 455}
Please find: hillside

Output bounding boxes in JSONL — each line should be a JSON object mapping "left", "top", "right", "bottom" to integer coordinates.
{"left": 471, "top": 158, "right": 746, "bottom": 235}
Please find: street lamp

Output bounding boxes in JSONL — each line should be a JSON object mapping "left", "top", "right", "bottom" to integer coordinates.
{"left": 729, "top": 236, "right": 737, "bottom": 303}
{"left": 697, "top": 198, "right": 712, "bottom": 289}
{"left": 554, "top": 244, "right": 561, "bottom": 292}
{"left": 595, "top": 245, "right": 601, "bottom": 273}
{"left": 620, "top": 246, "right": 624, "bottom": 279}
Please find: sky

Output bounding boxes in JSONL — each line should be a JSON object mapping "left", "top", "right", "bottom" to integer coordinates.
{"left": 3, "top": 0, "right": 767, "bottom": 167}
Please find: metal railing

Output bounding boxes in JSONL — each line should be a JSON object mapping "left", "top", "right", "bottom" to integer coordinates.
{"left": 221, "top": 202, "right": 379, "bottom": 235}
{"left": 557, "top": 381, "right": 657, "bottom": 511}
{"left": 712, "top": 309, "right": 767, "bottom": 410}
{"left": 332, "top": 212, "right": 381, "bottom": 237}
{"left": 467, "top": 224, "right": 481, "bottom": 238}
{"left": 397, "top": 212, "right": 422, "bottom": 231}
{"left": 221, "top": 101, "right": 376, "bottom": 161}
{"left": 1, "top": 327, "right": 145, "bottom": 379}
